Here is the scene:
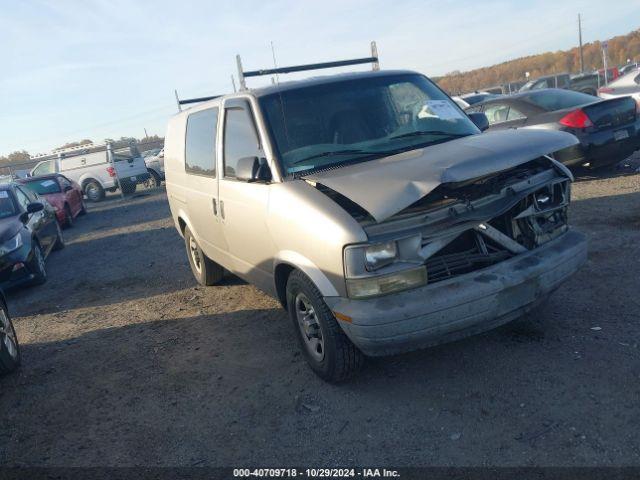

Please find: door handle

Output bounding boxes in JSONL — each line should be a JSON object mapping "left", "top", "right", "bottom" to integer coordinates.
{"left": 212, "top": 198, "right": 218, "bottom": 216}
{"left": 220, "top": 200, "right": 225, "bottom": 219}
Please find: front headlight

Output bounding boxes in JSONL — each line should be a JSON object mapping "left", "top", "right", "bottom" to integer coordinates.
{"left": 346, "top": 266, "right": 427, "bottom": 299}
{"left": 0, "top": 233, "right": 23, "bottom": 256}
{"left": 365, "top": 241, "right": 397, "bottom": 271}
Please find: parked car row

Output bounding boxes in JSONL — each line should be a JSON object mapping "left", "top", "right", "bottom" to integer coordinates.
{"left": 465, "top": 86, "right": 640, "bottom": 169}
{"left": 0, "top": 175, "right": 91, "bottom": 376}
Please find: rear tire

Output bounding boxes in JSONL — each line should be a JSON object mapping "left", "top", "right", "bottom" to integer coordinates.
{"left": 121, "top": 182, "right": 137, "bottom": 195}
{"left": 84, "top": 180, "right": 105, "bottom": 202}
{"left": 79, "top": 199, "right": 87, "bottom": 216}
{"left": 184, "top": 227, "right": 224, "bottom": 286}
{"left": 0, "top": 300, "right": 21, "bottom": 375}
{"left": 286, "top": 270, "right": 364, "bottom": 382}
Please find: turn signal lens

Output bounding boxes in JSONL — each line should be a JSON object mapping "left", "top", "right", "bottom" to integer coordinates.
{"left": 559, "top": 109, "right": 593, "bottom": 129}
{"left": 106, "top": 166, "right": 116, "bottom": 177}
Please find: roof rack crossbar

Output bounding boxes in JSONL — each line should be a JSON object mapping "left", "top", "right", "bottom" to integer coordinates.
{"left": 178, "top": 95, "right": 221, "bottom": 105}
{"left": 243, "top": 56, "right": 378, "bottom": 78}
{"left": 237, "top": 41, "right": 379, "bottom": 90}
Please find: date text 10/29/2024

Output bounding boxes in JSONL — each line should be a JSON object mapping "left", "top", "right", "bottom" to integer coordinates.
{"left": 233, "top": 469, "right": 400, "bottom": 478}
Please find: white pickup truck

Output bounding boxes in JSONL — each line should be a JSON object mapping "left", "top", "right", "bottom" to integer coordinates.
{"left": 30, "top": 142, "right": 150, "bottom": 201}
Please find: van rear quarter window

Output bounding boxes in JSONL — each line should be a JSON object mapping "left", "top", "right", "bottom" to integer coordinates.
{"left": 185, "top": 108, "right": 218, "bottom": 176}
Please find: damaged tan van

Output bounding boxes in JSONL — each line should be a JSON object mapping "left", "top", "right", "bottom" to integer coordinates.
{"left": 165, "top": 63, "right": 587, "bottom": 381}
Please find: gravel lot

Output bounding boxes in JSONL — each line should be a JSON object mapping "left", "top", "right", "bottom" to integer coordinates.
{"left": 1, "top": 163, "right": 639, "bottom": 467}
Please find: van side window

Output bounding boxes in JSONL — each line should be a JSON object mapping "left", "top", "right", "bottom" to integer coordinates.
{"left": 223, "top": 107, "right": 261, "bottom": 178}
{"left": 185, "top": 108, "right": 218, "bottom": 177}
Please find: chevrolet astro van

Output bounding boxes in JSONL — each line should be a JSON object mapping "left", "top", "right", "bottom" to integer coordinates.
{"left": 165, "top": 69, "right": 587, "bottom": 381}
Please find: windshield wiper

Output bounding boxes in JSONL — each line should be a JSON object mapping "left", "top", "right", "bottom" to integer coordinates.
{"left": 390, "top": 130, "right": 472, "bottom": 140}
{"left": 293, "top": 149, "right": 377, "bottom": 165}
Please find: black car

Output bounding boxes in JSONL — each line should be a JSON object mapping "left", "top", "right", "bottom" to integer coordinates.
{"left": 0, "top": 183, "right": 64, "bottom": 289}
{"left": 466, "top": 89, "right": 640, "bottom": 168}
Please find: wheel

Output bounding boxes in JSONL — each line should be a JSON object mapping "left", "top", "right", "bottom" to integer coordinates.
{"left": 30, "top": 243, "right": 47, "bottom": 285}
{"left": 184, "top": 227, "right": 224, "bottom": 286}
{"left": 79, "top": 199, "right": 87, "bottom": 216}
{"left": 286, "top": 270, "right": 364, "bottom": 382}
{"left": 84, "top": 180, "right": 105, "bottom": 202}
{"left": 0, "top": 300, "right": 20, "bottom": 375}
{"left": 143, "top": 170, "right": 161, "bottom": 189}
{"left": 52, "top": 221, "right": 65, "bottom": 251}
{"left": 121, "top": 182, "right": 137, "bottom": 195}
{"left": 63, "top": 204, "right": 73, "bottom": 228}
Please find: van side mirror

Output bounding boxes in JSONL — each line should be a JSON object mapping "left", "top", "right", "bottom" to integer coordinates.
{"left": 236, "top": 156, "right": 271, "bottom": 182}
{"left": 468, "top": 112, "right": 490, "bottom": 132}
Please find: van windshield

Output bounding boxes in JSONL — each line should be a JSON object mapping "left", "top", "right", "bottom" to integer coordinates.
{"left": 259, "top": 73, "right": 479, "bottom": 176}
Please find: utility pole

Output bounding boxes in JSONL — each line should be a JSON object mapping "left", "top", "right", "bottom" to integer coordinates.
{"left": 578, "top": 14, "right": 584, "bottom": 73}
{"left": 144, "top": 128, "right": 149, "bottom": 139}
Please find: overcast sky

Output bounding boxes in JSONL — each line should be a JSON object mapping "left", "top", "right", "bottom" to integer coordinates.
{"left": 1, "top": 0, "right": 639, "bottom": 156}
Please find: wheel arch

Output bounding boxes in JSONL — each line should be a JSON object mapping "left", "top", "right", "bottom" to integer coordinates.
{"left": 273, "top": 253, "right": 340, "bottom": 309}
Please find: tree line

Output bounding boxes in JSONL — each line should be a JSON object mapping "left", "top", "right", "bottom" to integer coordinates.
{"left": 437, "top": 28, "right": 640, "bottom": 94}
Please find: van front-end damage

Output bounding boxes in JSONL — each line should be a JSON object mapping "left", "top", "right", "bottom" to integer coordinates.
{"left": 313, "top": 144, "right": 587, "bottom": 356}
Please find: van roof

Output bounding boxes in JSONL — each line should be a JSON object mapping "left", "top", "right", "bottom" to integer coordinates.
{"left": 178, "top": 69, "right": 420, "bottom": 112}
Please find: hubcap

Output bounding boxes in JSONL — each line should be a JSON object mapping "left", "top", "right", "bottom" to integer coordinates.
{"left": 0, "top": 308, "right": 18, "bottom": 360}
{"left": 295, "top": 293, "right": 324, "bottom": 361}
{"left": 189, "top": 237, "right": 202, "bottom": 274}
{"left": 87, "top": 185, "right": 98, "bottom": 200}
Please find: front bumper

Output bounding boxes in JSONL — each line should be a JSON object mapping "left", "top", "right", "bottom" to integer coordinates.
{"left": 326, "top": 230, "right": 587, "bottom": 357}
{"left": 0, "top": 244, "right": 37, "bottom": 290}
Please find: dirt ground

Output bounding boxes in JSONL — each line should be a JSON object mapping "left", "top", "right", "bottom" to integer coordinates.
{"left": 1, "top": 163, "right": 639, "bottom": 467}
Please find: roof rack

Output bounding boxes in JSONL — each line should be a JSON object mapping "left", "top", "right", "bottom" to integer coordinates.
{"left": 236, "top": 41, "right": 379, "bottom": 90}
{"left": 174, "top": 91, "right": 223, "bottom": 111}
{"left": 172, "top": 42, "right": 379, "bottom": 111}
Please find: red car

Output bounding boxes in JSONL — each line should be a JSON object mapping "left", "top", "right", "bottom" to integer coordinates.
{"left": 18, "top": 174, "right": 86, "bottom": 227}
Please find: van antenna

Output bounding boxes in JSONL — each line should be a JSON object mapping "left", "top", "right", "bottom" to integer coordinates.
{"left": 271, "top": 41, "right": 292, "bottom": 154}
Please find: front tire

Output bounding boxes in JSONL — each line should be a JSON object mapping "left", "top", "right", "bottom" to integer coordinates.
{"left": 286, "top": 270, "right": 364, "bottom": 382}
{"left": 63, "top": 204, "right": 73, "bottom": 228}
{"left": 143, "top": 170, "right": 161, "bottom": 188}
{"left": 184, "top": 227, "right": 224, "bottom": 286}
{"left": 30, "top": 243, "right": 47, "bottom": 285}
{"left": 0, "top": 300, "right": 20, "bottom": 375}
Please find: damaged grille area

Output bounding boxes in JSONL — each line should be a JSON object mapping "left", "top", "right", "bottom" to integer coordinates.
{"left": 425, "top": 231, "right": 511, "bottom": 283}
{"left": 423, "top": 177, "right": 570, "bottom": 285}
